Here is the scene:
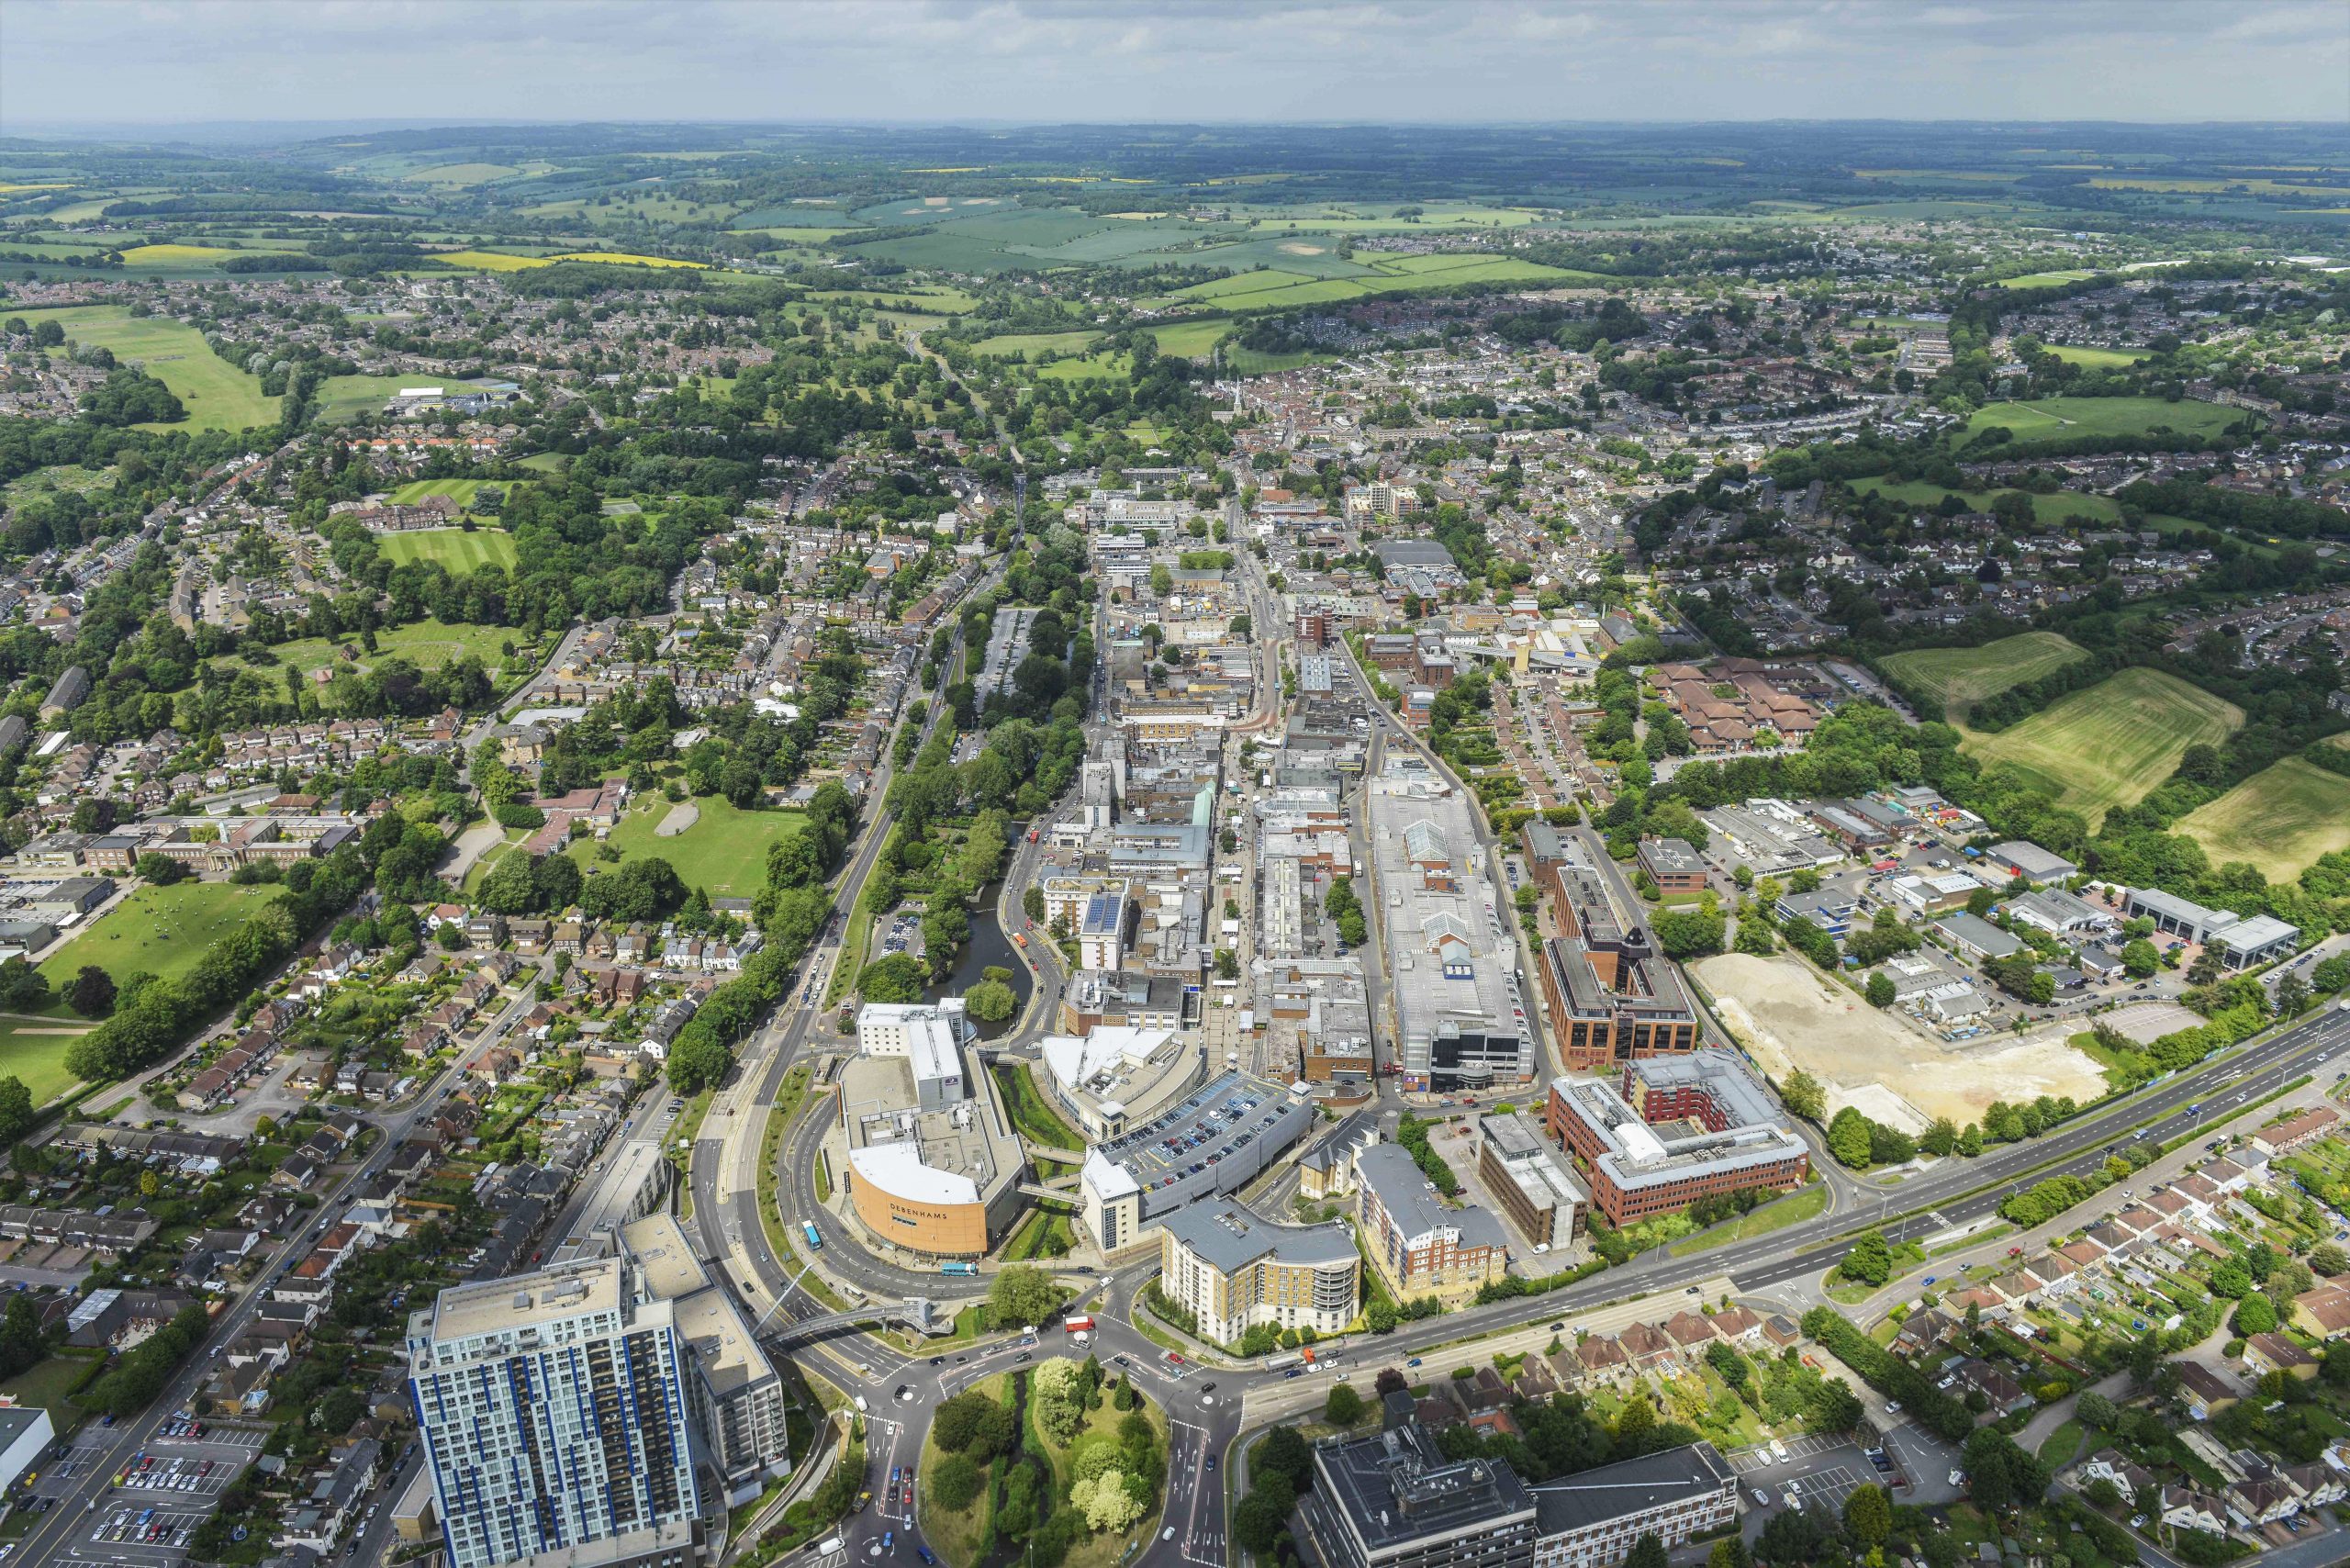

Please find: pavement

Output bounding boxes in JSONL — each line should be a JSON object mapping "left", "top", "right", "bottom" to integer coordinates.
{"left": 20, "top": 966, "right": 554, "bottom": 1568}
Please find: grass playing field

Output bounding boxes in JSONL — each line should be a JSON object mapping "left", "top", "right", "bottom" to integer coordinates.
{"left": 375, "top": 529, "right": 519, "bottom": 572}
{"left": 36, "top": 881, "right": 277, "bottom": 1002}
{"left": 20, "top": 304, "right": 278, "bottom": 431}
{"left": 1998, "top": 269, "right": 2102, "bottom": 289}
{"left": 0, "top": 1020, "right": 92, "bottom": 1107}
{"left": 2044, "top": 345, "right": 2151, "bottom": 369}
{"left": 1963, "top": 396, "right": 2249, "bottom": 443}
{"left": 1960, "top": 667, "right": 2244, "bottom": 827}
{"left": 565, "top": 797, "right": 811, "bottom": 899}
{"left": 2176, "top": 756, "right": 2350, "bottom": 882}
{"left": 1880, "top": 632, "right": 2088, "bottom": 722}
{"left": 312, "top": 374, "right": 423, "bottom": 426}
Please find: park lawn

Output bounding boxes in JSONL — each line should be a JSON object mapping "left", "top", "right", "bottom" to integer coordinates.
{"left": 375, "top": 528, "right": 520, "bottom": 572}
{"left": 258, "top": 617, "right": 515, "bottom": 678}
{"left": 920, "top": 1371, "right": 1009, "bottom": 1568}
{"left": 1963, "top": 396, "right": 2250, "bottom": 443}
{"left": 2176, "top": 756, "right": 2350, "bottom": 882}
{"left": 564, "top": 796, "right": 809, "bottom": 899}
{"left": 0, "top": 1019, "right": 92, "bottom": 1106}
{"left": 1879, "top": 632, "right": 2089, "bottom": 722}
{"left": 1666, "top": 1182, "right": 1831, "bottom": 1257}
{"left": 37, "top": 881, "right": 278, "bottom": 1000}
{"left": 969, "top": 330, "right": 1102, "bottom": 359}
{"left": 1960, "top": 666, "right": 2243, "bottom": 828}
{"left": 2045, "top": 344, "right": 2151, "bottom": 369}
{"left": 19, "top": 304, "right": 278, "bottom": 431}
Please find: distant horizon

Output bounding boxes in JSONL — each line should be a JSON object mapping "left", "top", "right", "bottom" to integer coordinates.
{"left": 3, "top": 0, "right": 2342, "bottom": 129}
{"left": 7, "top": 114, "right": 2348, "bottom": 138}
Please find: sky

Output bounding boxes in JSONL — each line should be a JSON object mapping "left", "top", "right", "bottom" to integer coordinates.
{"left": 2, "top": 0, "right": 2345, "bottom": 130}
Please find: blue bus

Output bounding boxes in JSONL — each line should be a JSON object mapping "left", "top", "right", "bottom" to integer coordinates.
{"left": 939, "top": 1261, "right": 979, "bottom": 1276}
{"left": 803, "top": 1222, "right": 823, "bottom": 1250}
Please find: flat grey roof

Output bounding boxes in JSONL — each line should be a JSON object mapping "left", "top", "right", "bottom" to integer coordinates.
{"left": 1530, "top": 1441, "right": 1732, "bottom": 1537}
{"left": 1159, "top": 1200, "right": 1356, "bottom": 1275}
{"left": 1314, "top": 1419, "right": 1534, "bottom": 1555}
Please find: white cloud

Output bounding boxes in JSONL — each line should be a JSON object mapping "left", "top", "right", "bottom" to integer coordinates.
{"left": 0, "top": 0, "right": 2342, "bottom": 125}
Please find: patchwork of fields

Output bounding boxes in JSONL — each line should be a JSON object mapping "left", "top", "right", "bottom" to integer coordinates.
{"left": 1959, "top": 667, "right": 2243, "bottom": 826}
{"left": 1880, "top": 633, "right": 2088, "bottom": 721}
{"left": 2177, "top": 756, "right": 2350, "bottom": 882}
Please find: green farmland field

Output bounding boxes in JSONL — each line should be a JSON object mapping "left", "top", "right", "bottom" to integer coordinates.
{"left": 564, "top": 796, "right": 810, "bottom": 899}
{"left": 1963, "top": 396, "right": 2249, "bottom": 443}
{"left": 1147, "top": 319, "right": 1233, "bottom": 358}
{"left": 375, "top": 528, "right": 519, "bottom": 572}
{"left": 1960, "top": 667, "right": 2243, "bottom": 827}
{"left": 21, "top": 305, "right": 277, "bottom": 431}
{"left": 1880, "top": 633, "right": 2089, "bottom": 722}
{"left": 2177, "top": 756, "right": 2350, "bottom": 882}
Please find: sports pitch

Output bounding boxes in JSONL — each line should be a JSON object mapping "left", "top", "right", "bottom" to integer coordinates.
{"left": 375, "top": 528, "right": 519, "bottom": 572}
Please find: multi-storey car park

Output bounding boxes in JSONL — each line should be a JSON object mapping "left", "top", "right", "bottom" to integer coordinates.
{"left": 1078, "top": 1068, "right": 1314, "bottom": 1254}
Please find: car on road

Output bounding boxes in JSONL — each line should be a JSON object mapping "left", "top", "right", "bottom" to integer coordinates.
{"left": 930, "top": 1357, "right": 944, "bottom": 1366}
{"left": 1884, "top": 1401, "right": 1901, "bottom": 1414}
{"left": 1206, "top": 1455, "right": 1217, "bottom": 1472}
{"left": 1283, "top": 1369, "right": 1301, "bottom": 1380}
{"left": 1951, "top": 1471, "right": 1966, "bottom": 1486}
{"left": 1753, "top": 1490, "right": 1771, "bottom": 1507}
{"left": 1406, "top": 1358, "right": 1421, "bottom": 1367}
{"left": 1015, "top": 1352, "right": 1031, "bottom": 1362}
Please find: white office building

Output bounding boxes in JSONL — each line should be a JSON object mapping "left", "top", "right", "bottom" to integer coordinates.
{"left": 856, "top": 999, "right": 970, "bottom": 1111}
